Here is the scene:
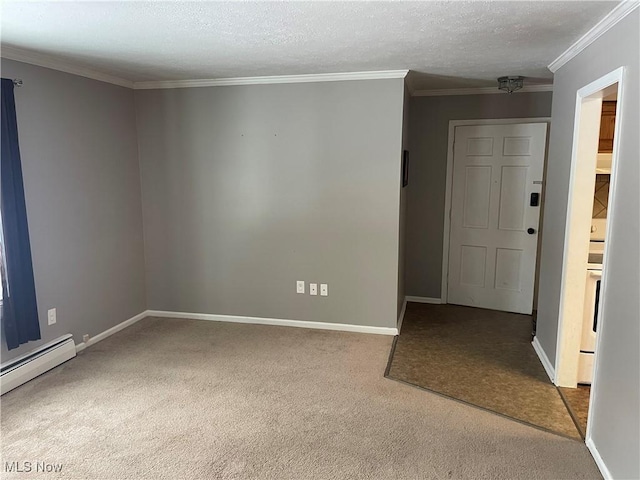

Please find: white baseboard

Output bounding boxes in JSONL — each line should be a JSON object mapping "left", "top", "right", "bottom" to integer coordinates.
{"left": 532, "top": 336, "right": 556, "bottom": 383}
{"left": 75, "top": 310, "right": 149, "bottom": 352}
{"left": 586, "top": 438, "right": 612, "bottom": 480}
{"left": 147, "top": 310, "right": 398, "bottom": 336}
{"left": 397, "top": 299, "right": 407, "bottom": 333}
{"left": 74, "top": 308, "right": 399, "bottom": 354}
{"left": 405, "top": 296, "right": 442, "bottom": 304}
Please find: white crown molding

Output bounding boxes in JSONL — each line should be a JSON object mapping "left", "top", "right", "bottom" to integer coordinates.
{"left": 0, "top": 46, "right": 406, "bottom": 90}
{"left": 404, "top": 78, "right": 417, "bottom": 96}
{"left": 548, "top": 0, "right": 639, "bottom": 73}
{"left": 411, "top": 84, "right": 553, "bottom": 97}
{"left": 1, "top": 45, "right": 134, "bottom": 88}
{"left": 133, "top": 70, "right": 409, "bottom": 89}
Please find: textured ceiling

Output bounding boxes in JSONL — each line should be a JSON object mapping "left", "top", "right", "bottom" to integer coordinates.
{"left": 0, "top": 1, "right": 618, "bottom": 90}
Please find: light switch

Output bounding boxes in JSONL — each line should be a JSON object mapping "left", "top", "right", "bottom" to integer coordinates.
{"left": 310, "top": 283, "right": 318, "bottom": 295}
{"left": 48, "top": 308, "right": 57, "bottom": 325}
{"left": 320, "top": 284, "right": 328, "bottom": 296}
{"left": 296, "top": 281, "right": 305, "bottom": 294}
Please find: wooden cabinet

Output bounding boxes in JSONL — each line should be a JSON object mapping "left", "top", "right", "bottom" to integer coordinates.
{"left": 599, "top": 101, "right": 616, "bottom": 153}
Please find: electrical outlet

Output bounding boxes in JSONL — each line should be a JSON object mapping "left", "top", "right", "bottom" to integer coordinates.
{"left": 296, "top": 280, "right": 305, "bottom": 294}
{"left": 320, "top": 284, "right": 328, "bottom": 296}
{"left": 310, "top": 283, "right": 318, "bottom": 295}
{"left": 83, "top": 334, "right": 90, "bottom": 343}
{"left": 47, "top": 308, "right": 56, "bottom": 325}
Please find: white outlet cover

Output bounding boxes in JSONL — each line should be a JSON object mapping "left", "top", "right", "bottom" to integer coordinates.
{"left": 310, "top": 283, "right": 318, "bottom": 295}
{"left": 296, "top": 280, "right": 305, "bottom": 294}
{"left": 47, "top": 308, "right": 56, "bottom": 325}
{"left": 320, "top": 284, "right": 328, "bottom": 296}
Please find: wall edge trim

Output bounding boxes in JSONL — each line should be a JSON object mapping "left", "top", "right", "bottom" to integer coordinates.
{"left": 1, "top": 45, "right": 134, "bottom": 88}
{"left": 75, "top": 310, "right": 149, "bottom": 352}
{"left": 532, "top": 336, "right": 556, "bottom": 383}
{"left": 405, "top": 296, "right": 442, "bottom": 304}
{"left": 133, "top": 70, "right": 409, "bottom": 89}
{"left": 585, "top": 438, "right": 613, "bottom": 479}
{"left": 0, "top": 48, "right": 409, "bottom": 90}
{"left": 146, "top": 310, "right": 398, "bottom": 336}
{"left": 412, "top": 85, "right": 553, "bottom": 97}
{"left": 397, "top": 299, "right": 408, "bottom": 333}
{"left": 548, "top": 1, "right": 639, "bottom": 73}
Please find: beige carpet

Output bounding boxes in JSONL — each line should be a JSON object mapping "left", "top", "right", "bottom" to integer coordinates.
{"left": 1, "top": 317, "right": 601, "bottom": 479}
{"left": 387, "top": 303, "right": 581, "bottom": 439}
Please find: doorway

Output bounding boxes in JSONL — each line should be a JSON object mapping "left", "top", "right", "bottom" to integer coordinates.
{"left": 441, "top": 118, "right": 550, "bottom": 313}
{"left": 389, "top": 117, "right": 590, "bottom": 439}
{"left": 554, "top": 68, "right": 624, "bottom": 442}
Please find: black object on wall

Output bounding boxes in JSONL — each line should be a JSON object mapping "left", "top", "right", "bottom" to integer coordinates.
{"left": 402, "top": 150, "right": 409, "bottom": 187}
{"left": 1, "top": 78, "right": 41, "bottom": 350}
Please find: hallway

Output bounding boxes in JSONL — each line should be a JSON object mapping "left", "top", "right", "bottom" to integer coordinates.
{"left": 387, "top": 303, "right": 581, "bottom": 439}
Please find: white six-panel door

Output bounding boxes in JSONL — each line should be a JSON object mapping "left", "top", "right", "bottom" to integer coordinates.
{"left": 447, "top": 123, "right": 547, "bottom": 314}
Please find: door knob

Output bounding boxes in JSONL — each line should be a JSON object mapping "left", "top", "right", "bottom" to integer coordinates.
{"left": 527, "top": 228, "right": 536, "bottom": 235}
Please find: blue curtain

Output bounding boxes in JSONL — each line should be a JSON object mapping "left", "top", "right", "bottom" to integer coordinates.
{"left": 1, "top": 78, "right": 41, "bottom": 350}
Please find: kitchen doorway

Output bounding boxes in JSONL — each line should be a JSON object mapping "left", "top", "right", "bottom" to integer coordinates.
{"left": 554, "top": 68, "right": 625, "bottom": 441}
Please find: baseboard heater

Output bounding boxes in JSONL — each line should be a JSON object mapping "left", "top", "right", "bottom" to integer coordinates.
{"left": 1, "top": 334, "right": 76, "bottom": 395}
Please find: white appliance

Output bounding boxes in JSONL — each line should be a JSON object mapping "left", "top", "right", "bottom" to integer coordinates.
{"left": 577, "top": 218, "right": 606, "bottom": 384}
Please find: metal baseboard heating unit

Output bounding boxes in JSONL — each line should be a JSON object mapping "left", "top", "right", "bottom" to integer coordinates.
{"left": 1, "top": 334, "right": 76, "bottom": 395}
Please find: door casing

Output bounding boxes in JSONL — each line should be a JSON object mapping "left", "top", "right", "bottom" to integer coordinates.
{"left": 554, "top": 68, "right": 624, "bottom": 395}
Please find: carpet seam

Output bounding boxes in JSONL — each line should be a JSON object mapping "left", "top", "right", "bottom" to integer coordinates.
{"left": 383, "top": 372, "right": 583, "bottom": 442}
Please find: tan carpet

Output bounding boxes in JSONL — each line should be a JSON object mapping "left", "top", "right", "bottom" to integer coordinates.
{"left": 387, "top": 303, "right": 582, "bottom": 440}
{"left": 0, "top": 316, "right": 600, "bottom": 479}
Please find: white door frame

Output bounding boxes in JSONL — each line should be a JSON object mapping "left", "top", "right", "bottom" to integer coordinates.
{"left": 441, "top": 118, "right": 551, "bottom": 304}
{"left": 554, "top": 66, "right": 625, "bottom": 440}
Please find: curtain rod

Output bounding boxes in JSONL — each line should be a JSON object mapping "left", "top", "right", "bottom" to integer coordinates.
{"left": 13, "top": 79, "right": 23, "bottom": 87}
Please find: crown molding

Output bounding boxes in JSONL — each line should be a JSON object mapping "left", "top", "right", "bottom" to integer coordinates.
{"left": 411, "top": 84, "right": 554, "bottom": 97}
{"left": 133, "top": 70, "right": 409, "bottom": 89}
{"left": 548, "top": 0, "right": 639, "bottom": 73}
{"left": 0, "top": 46, "right": 407, "bottom": 90}
{"left": 1, "top": 45, "right": 134, "bottom": 88}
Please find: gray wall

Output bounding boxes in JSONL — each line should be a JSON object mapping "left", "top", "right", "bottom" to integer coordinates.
{"left": 0, "top": 60, "right": 147, "bottom": 362}
{"left": 135, "top": 79, "right": 405, "bottom": 329}
{"left": 536, "top": 11, "right": 639, "bottom": 479}
{"left": 406, "top": 92, "right": 553, "bottom": 299}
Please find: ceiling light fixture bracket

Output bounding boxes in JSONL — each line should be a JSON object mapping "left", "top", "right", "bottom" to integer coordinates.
{"left": 497, "top": 76, "right": 524, "bottom": 94}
